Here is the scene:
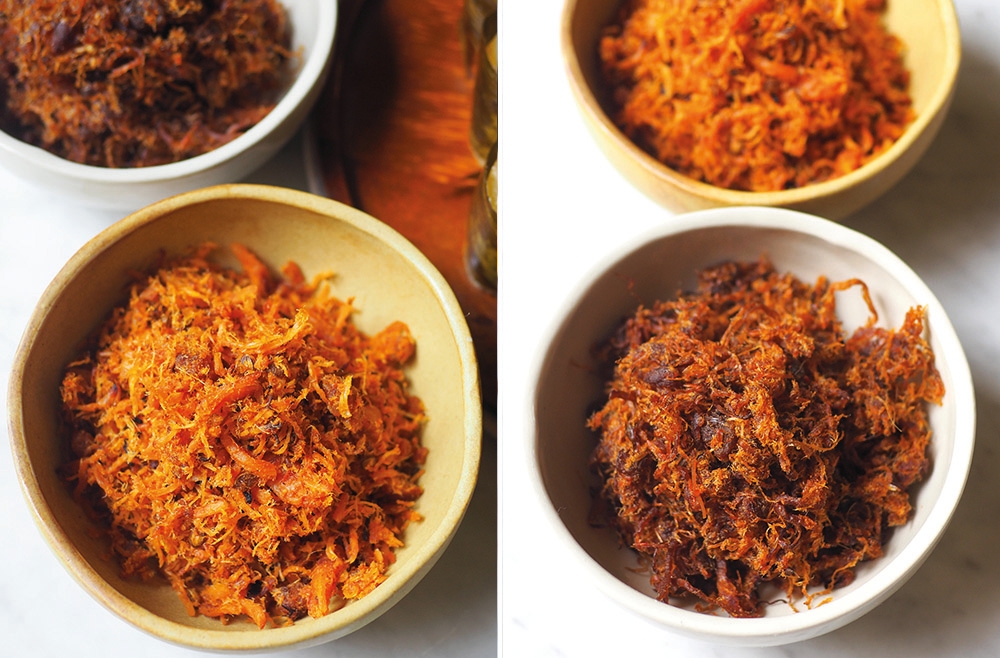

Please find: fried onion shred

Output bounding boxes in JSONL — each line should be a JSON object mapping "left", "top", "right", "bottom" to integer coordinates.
{"left": 588, "top": 259, "right": 943, "bottom": 617}
{"left": 60, "top": 243, "right": 427, "bottom": 627}
{"left": 599, "top": 0, "right": 914, "bottom": 191}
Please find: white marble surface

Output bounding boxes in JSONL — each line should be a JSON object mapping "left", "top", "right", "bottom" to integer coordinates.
{"left": 0, "top": 131, "right": 498, "bottom": 656}
{"left": 500, "top": 0, "right": 1000, "bottom": 656}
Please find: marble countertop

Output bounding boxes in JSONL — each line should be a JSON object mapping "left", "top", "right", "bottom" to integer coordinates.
{"left": 500, "top": 0, "right": 1000, "bottom": 656}
{"left": 0, "top": 131, "right": 497, "bottom": 656}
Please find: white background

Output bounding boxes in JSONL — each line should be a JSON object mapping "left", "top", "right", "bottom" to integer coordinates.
{"left": 500, "top": 0, "right": 1000, "bottom": 656}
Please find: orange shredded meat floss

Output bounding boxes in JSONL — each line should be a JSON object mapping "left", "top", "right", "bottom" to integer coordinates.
{"left": 60, "top": 243, "right": 427, "bottom": 627}
{"left": 599, "top": 0, "right": 914, "bottom": 191}
{"left": 588, "top": 259, "right": 943, "bottom": 617}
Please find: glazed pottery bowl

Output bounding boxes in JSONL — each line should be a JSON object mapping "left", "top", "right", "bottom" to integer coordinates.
{"left": 561, "top": 0, "right": 961, "bottom": 220}
{"left": 529, "top": 205, "right": 974, "bottom": 645}
{"left": 8, "top": 184, "right": 482, "bottom": 651}
{"left": 0, "top": 1, "right": 337, "bottom": 212}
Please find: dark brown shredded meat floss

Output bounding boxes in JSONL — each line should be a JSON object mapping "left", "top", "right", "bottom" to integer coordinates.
{"left": 587, "top": 259, "right": 944, "bottom": 617}
{"left": 0, "top": 0, "right": 293, "bottom": 168}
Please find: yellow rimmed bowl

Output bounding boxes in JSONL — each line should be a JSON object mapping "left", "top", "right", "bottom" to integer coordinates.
{"left": 8, "top": 184, "right": 482, "bottom": 652}
{"left": 562, "top": 0, "right": 961, "bottom": 220}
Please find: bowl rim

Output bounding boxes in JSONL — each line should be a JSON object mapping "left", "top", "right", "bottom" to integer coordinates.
{"left": 7, "top": 183, "right": 483, "bottom": 651}
{"left": 559, "top": 0, "right": 962, "bottom": 205}
{"left": 0, "top": 0, "right": 338, "bottom": 184}
{"left": 527, "top": 206, "right": 976, "bottom": 644}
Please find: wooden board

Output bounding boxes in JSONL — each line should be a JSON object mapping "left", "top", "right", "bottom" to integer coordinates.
{"left": 314, "top": 0, "right": 497, "bottom": 408}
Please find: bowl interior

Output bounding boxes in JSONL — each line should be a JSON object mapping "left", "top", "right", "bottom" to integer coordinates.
{"left": 562, "top": 0, "right": 961, "bottom": 217}
{"left": 9, "top": 185, "right": 481, "bottom": 651}
{"left": 531, "top": 208, "right": 974, "bottom": 644}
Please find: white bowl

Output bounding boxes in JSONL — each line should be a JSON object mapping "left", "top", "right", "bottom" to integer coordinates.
{"left": 0, "top": 1, "right": 336, "bottom": 212}
{"left": 529, "top": 206, "right": 975, "bottom": 646}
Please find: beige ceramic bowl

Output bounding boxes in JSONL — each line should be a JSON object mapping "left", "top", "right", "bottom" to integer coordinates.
{"left": 530, "top": 206, "right": 975, "bottom": 645}
{"left": 0, "top": 0, "right": 336, "bottom": 212}
{"left": 562, "top": 0, "right": 961, "bottom": 220}
{"left": 8, "top": 184, "right": 482, "bottom": 652}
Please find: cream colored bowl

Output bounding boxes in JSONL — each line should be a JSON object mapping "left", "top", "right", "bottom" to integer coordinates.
{"left": 8, "top": 184, "right": 482, "bottom": 652}
{"left": 562, "top": 0, "right": 961, "bottom": 220}
{"left": 0, "top": 0, "right": 336, "bottom": 212}
{"left": 530, "top": 206, "right": 975, "bottom": 645}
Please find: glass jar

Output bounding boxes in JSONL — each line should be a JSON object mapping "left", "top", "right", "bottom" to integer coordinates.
{"left": 467, "top": 141, "right": 498, "bottom": 291}
{"left": 469, "top": 10, "right": 497, "bottom": 164}
{"left": 461, "top": 0, "right": 498, "bottom": 69}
